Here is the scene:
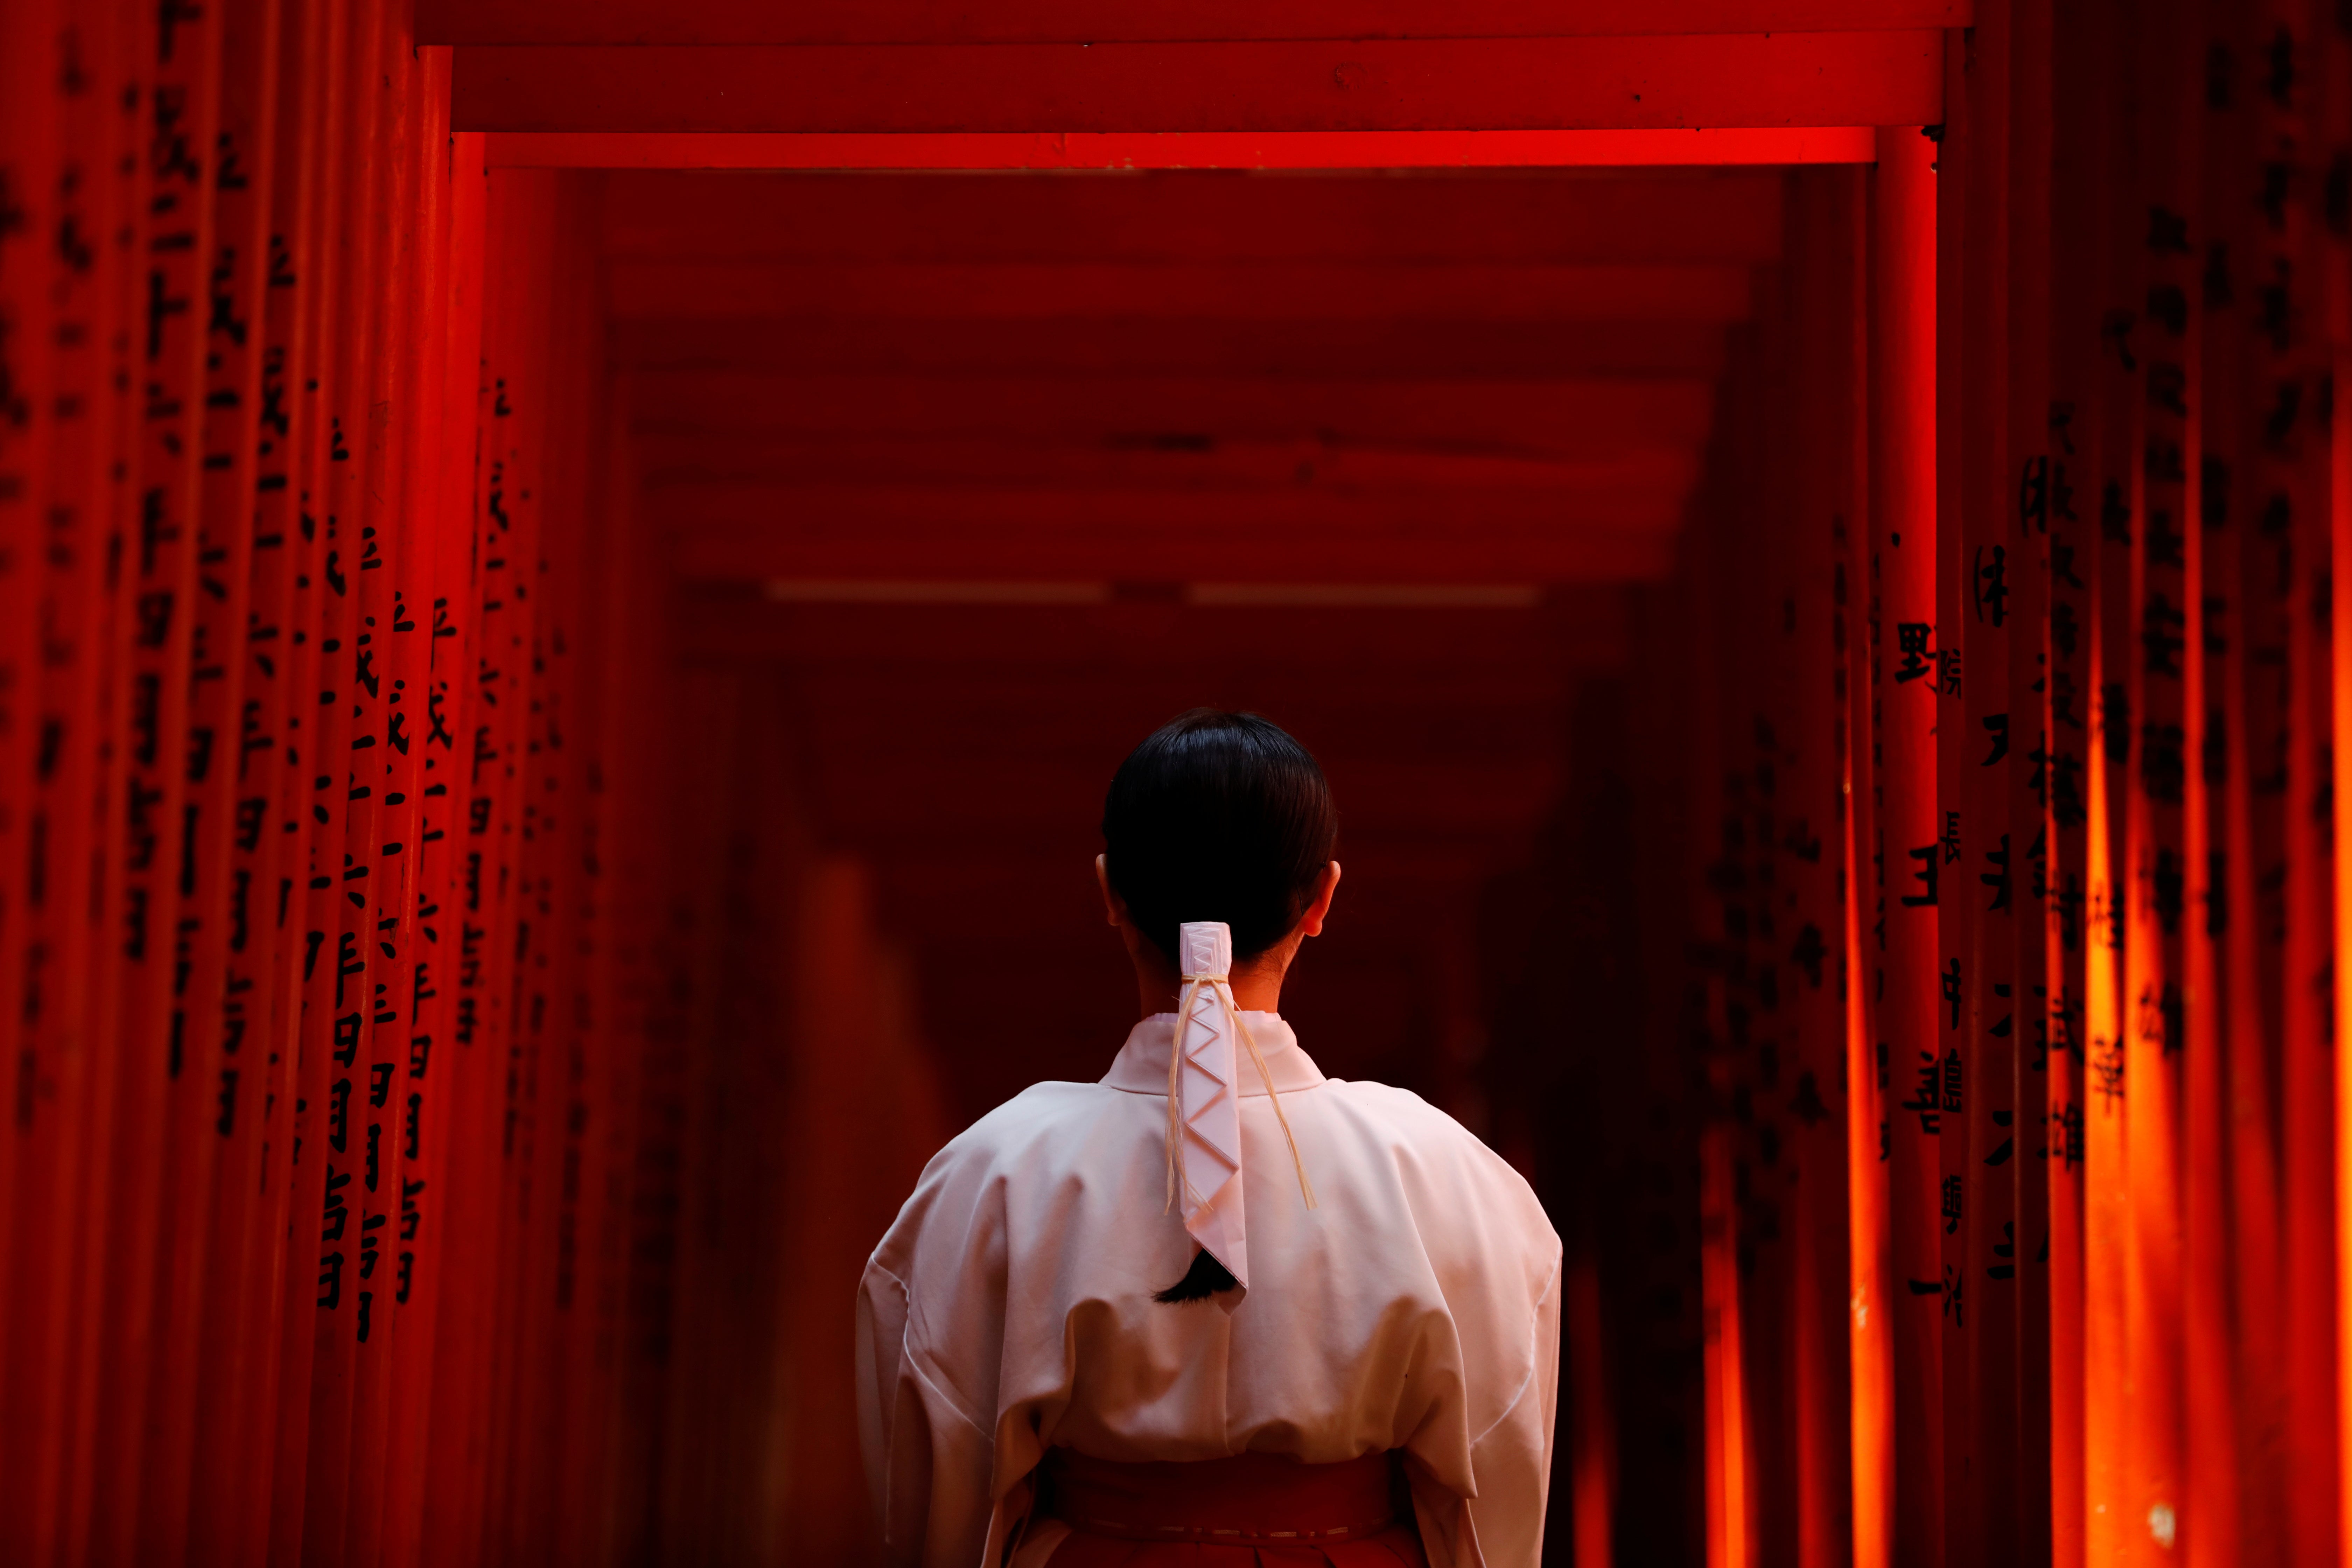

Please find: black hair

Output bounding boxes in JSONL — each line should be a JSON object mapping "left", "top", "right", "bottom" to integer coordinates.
{"left": 1153, "top": 1248, "right": 1239, "bottom": 1304}
{"left": 1101, "top": 708, "right": 1339, "bottom": 966}
{"left": 1106, "top": 710, "right": 1335, "bottom": 1307}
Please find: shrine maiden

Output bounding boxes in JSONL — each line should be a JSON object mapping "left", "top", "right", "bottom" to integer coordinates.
{"left": 856, "top": 710, "right": 1561, "bottom": 1567}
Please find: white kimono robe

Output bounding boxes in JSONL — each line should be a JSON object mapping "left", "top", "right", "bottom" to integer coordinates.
{"left": 855, "top": 1012, "right": 1562, "bottom": 1568}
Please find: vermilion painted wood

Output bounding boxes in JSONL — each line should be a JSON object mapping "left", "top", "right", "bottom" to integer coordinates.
{"left": 381, "top": 119, "right": 488, "bottom": 1568}
{"left": 583, "top": 413, "right": 646, "bottom": 1563}
{"left": 613, "top": 399, "right": 694, "bottom": 1560}
{"left": 51, "top": 4, "right": 159, "bottom": 1557}
{"left": 611, "top": 317, "right": 1733, "bottom": 380}
{"left": 0, "top": 0, "right": 57, "bottom": 1274}
{"left": 1951, "top": 4, "right": 2024, "bottom": 1559}
{"left": 1679, "top": 457, "right": 1749, "bottom": 1566}
{"left": 1783, "top": 211, "right": 1856, "bottom": 1557}
{"left": 672, "top": 531, "right": 1684, "bottom": 592}
{"left": 663, "top": 481, "right": 1693, "bottom": 533}
{"left": 420, "top": 0, "right": 1969, "bottom": 45}
{"left": 644, "top": 667, "right": 737, "bottom": 1564}
{"left": 639, "top": 662, "right": 737, "bottom": 1561}
{"left": 268, "top": 3, "right": 389, "bottom": 1558}
{"left": 2282, "top": 13, "right": 2343, "bottom": 1559}
{"left": 401, "top": 281, "right": 484, "bottom": 1566}
{"left": 1931, "top": 35, "right": 1976, "bottom": 1563}
{"left": 673, "top": 524, "right": 1678, "bottom": 586}
{"left": 2190, "top": 1, "right": 2270, "bottom": 1553}
{"left": 552, "top": 379, "right": 641, "bottom": 1568}
{"left": 294, "top": 2, "right": 404, "bottom": 1542}
{"left": 635, "top": 438, "right": 1705, "bottom": 494}
{"left": 1871, "top": 119, "right": 1946, "bottom": 1568}
{"left": 626, "top": 374, "right": 1720, "bottom": 455}
{"left": 491, "top": 126, "right": 1883, "bottom": 169}
{"left": 27, "top": 6, "right": 2352, "bottom": 1559}
{"left": 0, "top": 40, "right": 45, "bottom": 1568}
{"left": 604, "top": 261, "right": 1759, "bottom": 323}
{"left": 503, "top": 203, "right": 599, "bottom": 1560}
{"left": 0, "top": 0, "right": 59, "bottom": 1532}
{"left": 2180, "top": 5, "right": 2241, "bottom": 1546}
{"left": 448, "top": 32, "right": 1943, "bottom": 135}
{"left": 499, "top": 275, "right": 563, "bottom": 1560}
{"left": 469, "top": 173, "right": 563, "bottom": 1568}
{"left": 773, "top": 700, "right": 1567, "bottom": 763}
{"left": 598, "top": 169, "right": 1789, "bottom": 264}
{"left": 2070, "top": 3, "right": 2139, "bottom": 1561}
{"left": 1834, "top": 142, "right": 1893, "bottom": 1568}
{"left": 2001, "top": 13, "right": 2058, "bottom": 1568}
{"left": 245, "top": 0, "right": 351, "bottom": 1554}
{"left": 2269, "top": 15, "right": 2338, "bottom": 1563}
{"left": 420, "top": 167, "right": 555, "bottom": 1568}
{"left": 2003, "top": 9, "right": 2056, "bottom": 1566}
{"left": 1681, "top": 318, "right": 1758, "bottom": 1563}
{"left": 1740, "top": 258, "right": 1803, "bottom": 1568}
{"left": 2121, "top": 6, "right": 2194, "bottom": 1557}
{"left": 613, "top": 396, "right": 673, "bottom": 1560}
{"left": 191, "top": 0, "right": 327, "bottom": 1553}
{"left": 356, "top": 43, "right": 454, "bottom": 1566}
{"left": 675, "top": 588, "right": 1628, "bottom": 661}
{"left": 2041, "top": 4, "right": 2102, "bottom": 1560}
{"left": 0, "top": 0, "right": 133, "bottom": 1556}
{"left": 514, "top": 188, "right": 591, "bottom": 1566}
{"left": 486, "top": 177, "right": 593, "bottom": 1568}
{"left": 339, "top": 33, "right": 450, "bottom": 1564}
{"left": 2219, "top": 2, "right": 2302, "bottom": 1550}
{"left": 139, "top": 0, "right": 283, "bottom": 1556}
{"left": 796, "top": 783, "right": 1563, "bottom": 845}
{"left": 2330, "top": 17, "right": 2352, "bottom": 1561}
{"left": 81, "top": 0, "right": 226, "bottom": 1554}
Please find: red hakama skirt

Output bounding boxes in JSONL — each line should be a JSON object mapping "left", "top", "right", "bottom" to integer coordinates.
{"left": 1030, "top": 1448, "right": 1432, "bottom": 1567}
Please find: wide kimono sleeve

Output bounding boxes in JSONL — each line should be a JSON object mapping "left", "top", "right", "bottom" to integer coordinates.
{"left": 1452, "top": 1257, "right": 1561, "bottom": 1567}
{"left": 1372, "top": 1086, "right": 1563, "bottom": 1568}
{"left": 855, "top": 1129, "right": 1014, "bottom": 1568}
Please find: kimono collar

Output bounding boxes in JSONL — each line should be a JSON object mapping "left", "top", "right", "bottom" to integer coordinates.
{"left": 1101, "top": 1013, "right": 1328, "bottom": 1097}
{"left": 1109, "top": 922, "right": 1319, "bottom": 1305}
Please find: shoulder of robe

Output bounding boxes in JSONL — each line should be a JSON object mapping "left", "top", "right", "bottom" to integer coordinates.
{"left": 872, "top": 1080, "right": 1120, "bottom": 1265}
{"left": 1314, "top": 1078, "right": 1562, "bottom": 1273}
{"left": 934, "top": 1078, "right": 1120, "bottom": 1172}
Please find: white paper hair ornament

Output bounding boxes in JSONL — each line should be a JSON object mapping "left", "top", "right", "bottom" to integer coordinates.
{"left": 1163, "top": 920, "right": 1316, "bottom": 1302}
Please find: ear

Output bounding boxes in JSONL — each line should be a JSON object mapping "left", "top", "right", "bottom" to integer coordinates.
{"left": 1296, "top": 860, "right": 1342, "bottom": 938}
{"left": 1094, "top": 853, "right": 1125, "bottom": 928}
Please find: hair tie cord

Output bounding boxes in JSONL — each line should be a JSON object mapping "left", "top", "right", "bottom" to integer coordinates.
{"left": 1162, "top": 975, "right": 1318, "bottom": 1218}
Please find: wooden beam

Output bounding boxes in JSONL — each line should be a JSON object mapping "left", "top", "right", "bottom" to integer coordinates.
{"left": 794, "top": 757, "right": 1566, "bottom": 833}
{"left": 603, "top": 261, "right": 1758, "bottom": 323}
{"left": 451, "top": 33, "right": 1941, "bottom": 134}
{"left": 491, "top": 127, "right": 1878, "bottom": 169}
{"left": 706, "top": 658, "right": 1596, "bottom": 708}
{"left": 852, "top": 848, "right": 1524, "bottom": 898}
{"left": 607, "top": 317, "right": 1731, "bottom": 379}
{"left": 624, "top": 374, "right": 1719, "bottom": 453}
{"left": 656, "top": 480, "right": 1687, "bottom": 534}
{"left": 672, "top": 590, "right": 1631, "bottom": 666}
{"left": 598, "top": 170, "right": 1787, "bottom": 265}
{"left": 631, "top": 435, "right": 1702, "bottom": 492}
{"left": 777, "top": 695, "right": 1581, "bottom": 760}
{"left": 426, "top": 0, "right": 1965, "bottom": 46}
{"left": 668, "top": 514, "right": 1680, "bottom": 583}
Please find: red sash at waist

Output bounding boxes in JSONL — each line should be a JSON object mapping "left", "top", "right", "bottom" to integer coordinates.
{"left": 1035, "top": 1448, "right": 1430, "bottom": 1566}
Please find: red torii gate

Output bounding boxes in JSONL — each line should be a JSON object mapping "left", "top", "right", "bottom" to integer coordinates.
{"left": 5, "top": 2, "right": 2348, "bottom": 1566}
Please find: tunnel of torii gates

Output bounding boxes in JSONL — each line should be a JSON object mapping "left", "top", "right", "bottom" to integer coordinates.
{"left": 17, "top": 0, "right": 2352, "bottom": 1566}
